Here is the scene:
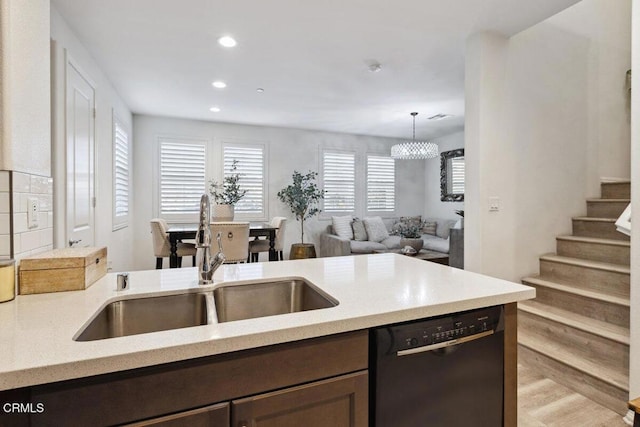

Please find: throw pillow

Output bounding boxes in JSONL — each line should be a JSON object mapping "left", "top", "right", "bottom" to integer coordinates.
{"left": 364, "top": 216, "right": 389, "bottom": 243}
{"left": 332, "top": 215, "right": 354, "bottom": 240}
{"left": 352, "top": 217, "right": 368, "bottom": 241}
{"left": 422, "top": 221, "right": 437, "bottom": 236}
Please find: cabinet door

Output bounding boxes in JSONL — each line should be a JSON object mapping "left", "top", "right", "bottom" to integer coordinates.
{"left": 125, "top": 402, "right": 229, "bottom": 427}
{"left": 232, "top": 371, "right": 368, "bottom": 427}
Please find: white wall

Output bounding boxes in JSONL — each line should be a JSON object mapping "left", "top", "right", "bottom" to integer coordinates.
{"left": 132, "top": 115, "right": 425, "bottom": 271}
{"left": 465, "top": 0, "right": 631, "bottom": 282}
{"left": 547, "top": 0, "right": 632, "bottom": 193}
{"left": 423, "top": 131, "right": 464, "bottom": 219}
{"left": 628, "top": 0, "right": 639, "bottom": 408}
{"left": 50, "top": 7, "right": 135, "bottom": 272}
{"left": 0, "top": 0, "right": 50, "bottom": 176}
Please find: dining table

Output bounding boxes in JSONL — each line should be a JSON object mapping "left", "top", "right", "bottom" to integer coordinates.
{"left": 166, "top": 223, "right": 279, "bottom": 268}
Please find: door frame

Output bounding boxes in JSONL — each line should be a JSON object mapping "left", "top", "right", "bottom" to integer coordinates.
{"left": 55, "top": 48, "right": 97, "bottom": 248}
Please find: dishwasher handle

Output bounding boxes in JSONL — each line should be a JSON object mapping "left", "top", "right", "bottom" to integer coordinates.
{"left": 396, "top": 330, "right": 494, "bottom": 357}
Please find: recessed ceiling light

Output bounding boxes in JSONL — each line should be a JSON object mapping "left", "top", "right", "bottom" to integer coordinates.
{"left": 209, "top": 106, "right": 221, "bottom": 112}
{"left": 212, "top": 81, "right": 227, "bottom": 89}
{"left": 256, "top": 88, "right": 264, "bottom": 93}
{"left": 218, "top": 36, "right": 237, "bottom": 48}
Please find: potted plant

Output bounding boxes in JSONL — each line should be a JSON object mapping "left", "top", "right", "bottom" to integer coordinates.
{"left": 208, "top": 160, "right": 247, "bottom": 221}
{"left": 391, "top": 221, "right": 424, "bottom": 253}
{"left": 277, "top": 170, "right": 325, "bottom": 259}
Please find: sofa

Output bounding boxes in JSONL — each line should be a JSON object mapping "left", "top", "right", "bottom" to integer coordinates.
{"left": 319, "top": 216, "right": 458, "bottom": 257}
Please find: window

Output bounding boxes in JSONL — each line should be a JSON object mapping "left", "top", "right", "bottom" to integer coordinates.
{"left": 223, "top": 144, "right": 266, "bottom": 219}
{"left": 366, "top": 155, "right": 395, "bottom": 213}
{"left": 450, "top": 156, "right": 465, "bottom": 194}
{"left": 112, "top": 115, "right": 130, "bottom": 230}
{"left": 322, "top": 151, "right": 355, "bottom": 213}
{"left": 158, "top": 138, "right": 206, "bottom": 219}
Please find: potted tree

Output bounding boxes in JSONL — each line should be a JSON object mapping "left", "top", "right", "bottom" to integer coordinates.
{"left": 209, "top": 160, "right": 247, "bottom": 221}
{"left": 277, "top": 170, "right": 325, "bottom": 259}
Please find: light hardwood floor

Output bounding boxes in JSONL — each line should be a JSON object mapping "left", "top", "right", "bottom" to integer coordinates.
{"left": 518, "top": 363, "right": 628, "bottom": 427}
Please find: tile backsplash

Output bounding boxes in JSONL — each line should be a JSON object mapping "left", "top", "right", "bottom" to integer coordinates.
{"left": 0, "top": 171, "right": 10, "bottom": 258}
{"left": 0, "top": 171, "right": 53, "bottom": 261}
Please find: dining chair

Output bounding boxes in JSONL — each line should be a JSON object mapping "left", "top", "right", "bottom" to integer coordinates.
{"left": 210, "top": 222, "right": 250, "bottom": 263}
{"left": 150, "top": 219, "right": 197, "bottom": 268}
{"left": 249, "top": 217, "right": 287, "bottom": 262}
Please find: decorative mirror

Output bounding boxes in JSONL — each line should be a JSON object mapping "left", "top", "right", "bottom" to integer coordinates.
{"left": 440, "top": 149, "right": 465, "bottom": 202}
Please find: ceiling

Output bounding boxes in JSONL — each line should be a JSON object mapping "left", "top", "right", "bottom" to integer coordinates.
{"left": 52, "top": 0, "right": 580, "bottom": 140}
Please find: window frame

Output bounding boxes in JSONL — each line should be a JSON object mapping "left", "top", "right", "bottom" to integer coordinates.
{"left": 320, "top": 149, "right": 356, "bottom": 217}
{"left": 153, "top": 136, "right": 209, "bottom": 222}
{"left": 112, "top": 112, "right": 131, "bottom": 231}
{"left": 220, "top": 141, "right": 268, "bottom": 222}
{"left": 365, "top": 153, "right": 396, "bottom": 216}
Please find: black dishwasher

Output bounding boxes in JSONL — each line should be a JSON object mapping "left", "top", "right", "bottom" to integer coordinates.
{"left": 370, "top": 305, "right": 504, "bottom": 427}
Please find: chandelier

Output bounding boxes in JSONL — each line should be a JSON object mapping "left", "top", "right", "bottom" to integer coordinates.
{"left": 391, "top": 112, "right": 439, "bottom": 160}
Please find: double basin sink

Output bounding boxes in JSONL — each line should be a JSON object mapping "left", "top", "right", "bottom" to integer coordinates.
{"left": 74, "top": 278, "right": 338, "bottom": 342}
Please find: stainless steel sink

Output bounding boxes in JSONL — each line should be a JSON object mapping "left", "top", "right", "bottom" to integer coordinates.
{"left": 213, "top": 278, "right": 338, "bottom": 323}
{"left": 75, "top": 293, "right": 209, "bottom": 341}
{"left": 74, "top": 278, "right": 338, "bottom": 340}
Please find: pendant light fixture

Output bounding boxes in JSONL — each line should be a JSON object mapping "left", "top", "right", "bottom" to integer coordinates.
{"left": 391, "top": 112, "right": 439, "bottom": 160}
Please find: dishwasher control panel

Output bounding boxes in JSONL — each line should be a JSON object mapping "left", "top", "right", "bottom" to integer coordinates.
{"left": 384, "top": 305, "right": 503, "bottom": 353}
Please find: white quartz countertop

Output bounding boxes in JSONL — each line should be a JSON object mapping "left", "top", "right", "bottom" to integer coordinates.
{"left": 0, "top": 254, "right": 535, "bottom": 390}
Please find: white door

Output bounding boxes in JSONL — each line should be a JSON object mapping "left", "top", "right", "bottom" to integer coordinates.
{"left": 66, "top": 60, "right": 95, "bottom": 247}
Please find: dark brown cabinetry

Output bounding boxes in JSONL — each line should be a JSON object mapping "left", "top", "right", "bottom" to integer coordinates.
{"left": 233, "top": 371, "right": 368, "bottom": 427}
{"left": 16, "top": 331, "right": 368, "bottom": 427}
{"left": 126, "top": 403, "right": 230, "bottom": 427}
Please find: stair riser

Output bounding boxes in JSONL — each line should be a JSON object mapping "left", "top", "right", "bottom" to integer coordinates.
{"left": 572, "top": 219, "right": 630, "bottom": 241}
{"left": 519, "top": 345, "right": 628, "bottom": 416}
{"left": 539, "top": 260, "right": 629, "bottom": 298}
{"left": 601, "top": 182, "right": 631, "bottom": 199}
{"left": 556, "top": 239, "right": 629, "bottom": 266}
{"left": 523, "top": 281, "right": 629, "bottom": 328}
{"left": 587, "top": 201, "right": 629, "bottom": 218}
{"left": 518, "top": 311, "right": 629, "bottom": 373}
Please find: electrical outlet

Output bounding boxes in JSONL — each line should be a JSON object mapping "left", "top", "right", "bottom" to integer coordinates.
{"left": 27, "top": 198, "right": 39, "bottom": 228}
{"left": 489, "top": 197, "right": 500, "bottom": 212}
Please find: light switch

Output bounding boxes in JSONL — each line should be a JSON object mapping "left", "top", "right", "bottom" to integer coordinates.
{"left": 27, "top": 198, "right": 39, "bottom": 228}
{"left": 489, "top": 197, "right": 500, "bottom": 212}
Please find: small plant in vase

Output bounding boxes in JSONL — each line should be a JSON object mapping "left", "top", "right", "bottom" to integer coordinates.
{"left": 208, "top": 160, "right": 247, "bottom": 221}
{"left": 391, "top": 221, "right": 424, "bottom": 253}
{"left": 277, "top": 170, "right": 325, "bottom": 259}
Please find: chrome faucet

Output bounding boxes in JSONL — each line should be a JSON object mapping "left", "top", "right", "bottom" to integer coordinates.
{"left": 195, "top": 194, "right": 226, "bottom": 284}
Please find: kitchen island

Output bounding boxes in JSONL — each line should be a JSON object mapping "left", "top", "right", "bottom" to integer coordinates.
{"left": 0, "top": 254, "right": 534, "bottom": 426}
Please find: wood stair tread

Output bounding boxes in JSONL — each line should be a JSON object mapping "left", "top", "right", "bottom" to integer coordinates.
{"left": 586, "top": 198, "right": 630, "bottom": 203}
{"left": 518, "top": 300, "right": 630, "bottom": 345}
{"left": 572, "top": 217, "right": 616, "bottom": 222}
{"left": 602, "top": 179, "right": 631, "bottom": 183}
{"left": 539, "top": 253, "right": 630, "bottom": 275}
{"left": 518, "top": 332, "right": 629, "bottom": 391}
{"left": 522, "top": 276, "right": 630, "bottom": 307}
{"left": 556, "top": 235, "right": 630, "bottom": 247}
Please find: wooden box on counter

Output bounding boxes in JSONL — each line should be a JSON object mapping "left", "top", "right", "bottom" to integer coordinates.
{"left": 19, "top": 247, "right": 107, "bottom": 295}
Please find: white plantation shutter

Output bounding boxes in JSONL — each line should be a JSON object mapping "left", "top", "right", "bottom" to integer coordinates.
{"left": 223, "top": 144, "right": 265, "bottom": 217}
{"left": 323, "top": 151, "right": 355, "bottom": 213}
{"left": 450, "top": 156, "right": 465, "bottom": 194}
{"left": 159, "top": 139, "right": 206, "bottom": 217}
{"left": 367, "top": 155, "right": 395, "bottom": 213}
{"left": 113, "top": 118, "right": 130, "bottom": 229}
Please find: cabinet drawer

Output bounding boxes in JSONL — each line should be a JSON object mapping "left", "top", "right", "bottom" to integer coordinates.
{"left": 233, "top": 371, "right": 368, "bottom": 427}
{"left": 125, "top": 403, "right": 229, "bottom": 427}
{"left": 31, "top": 330, "right": 368, "bottom": 426}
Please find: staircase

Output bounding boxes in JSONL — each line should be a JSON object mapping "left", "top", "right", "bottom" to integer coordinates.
{"left": 519, "top": 180, "right": 631, "bottom": 416}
